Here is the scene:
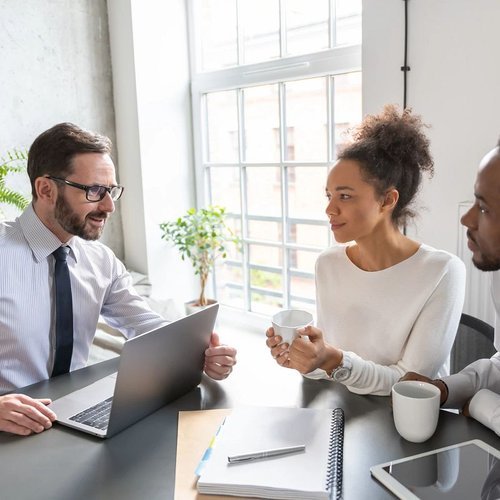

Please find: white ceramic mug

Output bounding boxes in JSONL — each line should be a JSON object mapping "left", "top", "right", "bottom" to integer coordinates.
{"left": 392, "top": 380, "right": 441, "bottom": 443}
{"left": 271, "top": 309, "right": 313, "bottom": 346}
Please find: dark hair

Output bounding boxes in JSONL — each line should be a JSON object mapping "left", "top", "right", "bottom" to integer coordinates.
{"left": 338, "top": 104, "right": 434, "bottom": 227}
{"left": 27, "top": 122, "right": 112, "bottom": 199}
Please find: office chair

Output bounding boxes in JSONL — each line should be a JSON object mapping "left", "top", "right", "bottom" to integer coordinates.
{"left": 450, "top": 313, "right": 496, "bottom": 374}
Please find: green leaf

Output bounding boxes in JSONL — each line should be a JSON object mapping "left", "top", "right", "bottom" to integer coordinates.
{"left": 159, "top": 205, "right": 242, "bottom": 299}
{"left": 0, "top": 148, "right": 30, "bottom": 214}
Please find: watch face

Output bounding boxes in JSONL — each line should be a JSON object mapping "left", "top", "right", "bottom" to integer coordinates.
{"left": 333, "top": 367, "right": 350, "bottom": 382}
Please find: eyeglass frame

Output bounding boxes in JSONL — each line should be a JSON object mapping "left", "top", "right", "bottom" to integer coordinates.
{"left": 45, "top": 175, "right": 124, "bottom": 202}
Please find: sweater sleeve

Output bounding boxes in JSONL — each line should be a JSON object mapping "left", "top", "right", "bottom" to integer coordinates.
{"left": 331, "top": 256, "right": 465, "bottom": 395}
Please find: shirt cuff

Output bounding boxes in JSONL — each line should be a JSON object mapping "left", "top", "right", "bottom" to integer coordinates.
{"left": 441, "top": 373, "right": 477, "bottom": 409}
{"left": 469, "top": 389, "right": 500, "bottom": 434}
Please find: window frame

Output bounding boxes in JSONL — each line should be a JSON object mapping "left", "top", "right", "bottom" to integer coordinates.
{"left": 187, "top": 1, "right": 361, "bottom": 316}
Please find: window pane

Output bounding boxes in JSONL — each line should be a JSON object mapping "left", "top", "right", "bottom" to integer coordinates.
{"left": 333, "top": 72, "right": 362, "bottom": 156}
{"left": 288, "top": 223, "right": 329, "bottom": 248}
{"left": 290, "top": 274, "right": 316, "bottom": 301}
{"left": 249, "top": 244, "right": 282, "bottom": 267}
{"left": 239, "top": 0, "right": 280, "bottom": 64}
{"left": 216, "top": 262, "right": 244, "bottom": 309}
{"left": 206, "top": 91, "right": 239, "bottom": 163}
{"left": 250, "top": 268, "right": 282, "bottom": 292}
{"left": 251, "top": 291, "right": 283, "bottom": 315}
{"left": 209, "top": 167, "right": 241, "bottom": 213}
{"left": 289, "top": 299, "right": 315, "bottom": 316}
{"left": 224, "top": 217, "right": 243, "bottom": 260}
{"left": 287, "top": 166, "right": 328, "bottom": 219}
{"left": 248, "top": 219, "right": 282, "bottom": 243}
{"left": 336, "top": 0, "right": 362, "bottom": 46}
{"left": 288, "top": 248, "right": 319, "bottom": 275}
{"left": 285, "top": 0, "right": 329, "bottom": 56}
{"left": 246, "top": 166, "right": 281, "bottom": 216}
{"left": 284, "top": 78, "right": 327, "bottom": 161}
{"left": 243, "top": 85, "right": 280, "bottom": 163}
{"left": 199, "top": 0, "right": 237, "bottom": 71}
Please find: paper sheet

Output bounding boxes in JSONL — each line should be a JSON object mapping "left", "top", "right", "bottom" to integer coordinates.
{"left": 174, "top": 408, "right": 232, "bottom": 500}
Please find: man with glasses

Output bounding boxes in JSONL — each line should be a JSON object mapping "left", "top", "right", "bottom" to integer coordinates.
{"left": 0, "top": 122, "right": 237, "bottom": 436}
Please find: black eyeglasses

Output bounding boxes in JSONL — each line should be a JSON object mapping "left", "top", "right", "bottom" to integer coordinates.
{"left": 46, "top": 176, "right": 124, "bottom": 202}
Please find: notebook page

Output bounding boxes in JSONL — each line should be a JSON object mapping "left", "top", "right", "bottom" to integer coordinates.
{"left": 197, "top": 407, "right": 336, "bottom": 499}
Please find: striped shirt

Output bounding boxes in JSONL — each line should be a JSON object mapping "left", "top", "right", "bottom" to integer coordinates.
{"left": 0, "top": 204, "right": 166, "bottom": 392}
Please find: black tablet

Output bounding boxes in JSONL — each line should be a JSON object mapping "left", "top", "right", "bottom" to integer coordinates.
{"left": 370, "top": 440, "right": 500, "bottom": 499}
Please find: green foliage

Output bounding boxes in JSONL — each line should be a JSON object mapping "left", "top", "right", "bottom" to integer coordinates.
{"left": 159, "top": 206, "right": 241, "bottom": 306}
{"left": 0, "top": 149, "right": 30, "bottom": 215}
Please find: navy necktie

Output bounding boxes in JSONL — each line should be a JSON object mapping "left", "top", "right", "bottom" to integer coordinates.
{"left": 51, "top": 246, "right": 74, "bottom": 377}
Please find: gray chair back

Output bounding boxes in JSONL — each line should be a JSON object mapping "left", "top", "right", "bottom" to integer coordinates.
{"left": 451, "top": 313, "right": 495, "bottom": 374}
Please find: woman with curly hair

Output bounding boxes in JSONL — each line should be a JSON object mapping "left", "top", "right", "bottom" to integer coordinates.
{"left": 266, "top": 105, "right": 466, "bottom": 395}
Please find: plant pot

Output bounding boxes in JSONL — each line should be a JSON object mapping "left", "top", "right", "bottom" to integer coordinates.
{"left": 184, "top": 298, "right": 218, "bottom": 316}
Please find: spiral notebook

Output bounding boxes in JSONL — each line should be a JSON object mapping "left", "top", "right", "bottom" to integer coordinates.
{"left": 196, "top": 407, "right": 344, "bottom": 500}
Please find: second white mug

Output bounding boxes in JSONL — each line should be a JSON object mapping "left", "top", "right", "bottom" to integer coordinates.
{"left": 392, "top": 380, "right": 441, "bottom": 443}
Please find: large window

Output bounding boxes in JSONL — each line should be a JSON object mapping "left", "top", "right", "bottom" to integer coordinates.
{"left": 188, "top": 0, "right": 362, "bottom": 316}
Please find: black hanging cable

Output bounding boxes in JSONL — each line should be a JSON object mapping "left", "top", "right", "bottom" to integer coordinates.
{"left": 401, "top": 0, "right": 410, "bottom": 109}
{"left": 401, "top": 0, "right": 410, "bottom": 235}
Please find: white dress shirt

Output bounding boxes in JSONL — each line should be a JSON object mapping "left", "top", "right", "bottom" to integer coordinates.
{"left": 444, "top": 271, "right": 500, "bottom": 436}
{"left": 0, "top": 204, "right": 166, "bottom": 392}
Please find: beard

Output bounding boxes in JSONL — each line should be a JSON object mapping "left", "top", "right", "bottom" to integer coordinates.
{"left": 472, "top": 255, "right": 500, "bottom": 272}
{"left": 468, "top": 230, "right": 500, "bottom": 272}
{"left": 54, "top": 194, "right": 107, "bottom": 241}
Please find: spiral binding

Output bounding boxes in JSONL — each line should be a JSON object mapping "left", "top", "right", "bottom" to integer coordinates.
{"left": 325, "top": 407, "right": 345, "bottom": 500}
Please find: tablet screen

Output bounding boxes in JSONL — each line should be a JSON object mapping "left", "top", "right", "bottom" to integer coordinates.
{"left": 381, "top": 442, "right": 500, "bottom": 499}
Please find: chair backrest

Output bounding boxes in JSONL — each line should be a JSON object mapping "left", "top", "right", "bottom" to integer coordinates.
{"left": 450, "top": 313, "right": 496, "bottom": 374}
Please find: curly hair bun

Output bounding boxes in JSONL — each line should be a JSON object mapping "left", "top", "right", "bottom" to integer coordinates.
{"left": 339, "top": 104, "right": 434, "bottom": 227}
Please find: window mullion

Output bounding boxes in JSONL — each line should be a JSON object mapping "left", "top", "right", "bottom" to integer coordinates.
{"left": 279, "top": 81, "right": 289, "bottom": 310}
{"left": 237, "top": 88, "right": 250, "bottom": 311}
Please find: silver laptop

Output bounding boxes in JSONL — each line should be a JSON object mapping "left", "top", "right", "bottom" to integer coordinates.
{"left": 48, "top": 303, "right": 219, "bottom": 438}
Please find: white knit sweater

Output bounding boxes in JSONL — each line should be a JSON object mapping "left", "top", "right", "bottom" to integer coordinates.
{"left": 307, "top": 244, "right": 466, "bottom": 396}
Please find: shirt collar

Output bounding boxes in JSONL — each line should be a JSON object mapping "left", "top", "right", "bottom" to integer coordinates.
{"left": 19, "top": 204, "right": 78, "bottom": 263}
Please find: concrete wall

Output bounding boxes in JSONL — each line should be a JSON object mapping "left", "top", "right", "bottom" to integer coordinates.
{"left": 0, "top": 0, "right": 123, "bottom": 258}
{"left": 363, "top": 0, "right": 500, "bottom": 254}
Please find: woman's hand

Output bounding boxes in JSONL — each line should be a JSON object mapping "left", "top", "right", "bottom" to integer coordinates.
{"left": 266, "top": 325, "right": 342, "bottom": 374}
{"left": 265, "top": 327, "right": 291, "bottom": 367}
{"left": 288, "top": 325, "right": 342, "bottom": 374}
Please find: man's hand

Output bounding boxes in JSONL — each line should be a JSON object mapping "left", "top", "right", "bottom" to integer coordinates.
{"left": 462, "top": 398, "right": 472, "bottom": 417}
{"left": 0, "top": 394, "right": 56, "bottom": 436}
{"left": 204, "top": 332, "right": 237, "bottom": 380}
{"left": 399, "top": 372, "right": 448, "bottom": 405}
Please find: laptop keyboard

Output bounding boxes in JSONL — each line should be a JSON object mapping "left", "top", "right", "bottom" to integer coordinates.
{"left": 69, "top": 397, "right": 113, "bottom": 430}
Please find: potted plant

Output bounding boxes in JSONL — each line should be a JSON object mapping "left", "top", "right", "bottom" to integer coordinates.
{"left": 0, "top": 149, "right": 30, "bottom": 219}
{"left": 159, "top": 205, "right": 240, "bottom": 312}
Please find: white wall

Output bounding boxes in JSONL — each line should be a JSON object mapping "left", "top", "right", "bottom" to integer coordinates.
{"left": 0, "top": 0, "right": 123, "bottom": 258}
{"left": 363, "top": 0, "right": 500, "bottom": 255}
{"left": 107, "top": 0, "right": 198, "bottom": 306}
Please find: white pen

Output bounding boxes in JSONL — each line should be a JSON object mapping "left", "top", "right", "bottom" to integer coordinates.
{"left": 228, "top": 444, "right": 306, "bottom": 463}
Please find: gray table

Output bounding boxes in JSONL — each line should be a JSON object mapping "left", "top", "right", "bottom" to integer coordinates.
{"left": 1, "top": 330, "right": 499, "bottom": 500}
